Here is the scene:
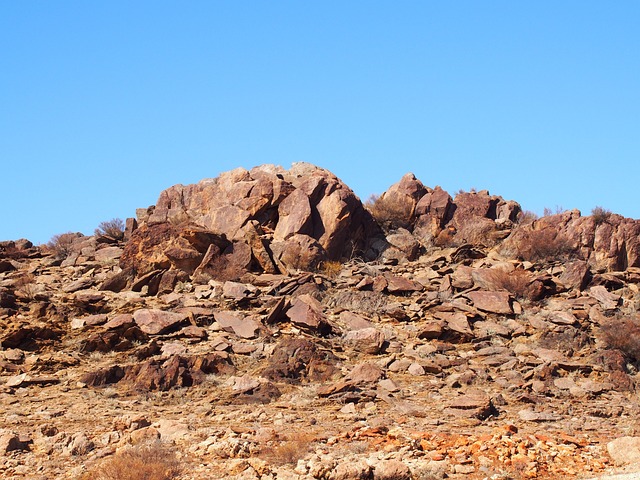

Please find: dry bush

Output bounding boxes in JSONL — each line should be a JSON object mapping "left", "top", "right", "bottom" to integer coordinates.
{"left": 591, "top": 206, "right": 612, "bottom": 226}
{"left": 45, "top": 232, "right": 78, "bottom": 258}
{"left": 13, "top": 272, "right": 40, "bottom": 301}
{"left": 601, "top": 315, "right": 640, "bottom": 363}
{"left": 543, "top": 205, "right": 565, "bottom": 216}
{"left": 262, "top": 432, "right": 314, "bottom": 466}
{"left": 365, "top": 194, "right": 412, "bottom": 231}
{"left": 319, "top": 260, "right": 342, "bottom": 279}
{"left": 95, "top": 218, "right": 125, "bottom": 240}
{"left": 517, "top": 228, "right": 572, "bottom": 262}
{"left": 517, "top": 210, "right": 538, "bottom": 224}
{"left": 79, "top": 442, "right": 181, "bottom": 480}
{"left": 485, "top": 267, "right": 536, "bottom": 301}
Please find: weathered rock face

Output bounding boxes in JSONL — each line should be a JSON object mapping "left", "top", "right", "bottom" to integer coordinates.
{"left": 124, "top": 163, "right": 379, "bottom": 279}
{"left": 373, "top": 176, "right": 521, "bottom": 256}
{"left": 501, "top": 209, "right": 640, "bottom": 271}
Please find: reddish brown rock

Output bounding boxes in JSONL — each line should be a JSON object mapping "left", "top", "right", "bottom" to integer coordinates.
{"left": 343, "top": 327, "right": 385, "bottom": 354}
{"left": 385, "top": 275, "right": 423, "bottom": 294}
{"left": 467, "top": 290, "right": 513, "bottom": 314}
{"left": 131, "top": 164, "right": 379, "bottom": 276}
{"left": 262, "top": 337, "right": 337, "bottom": 383}
{"left": 133, "top": 309, "right": 188, "bottom": 335}
{"left": 286, "top": 294, "right": 333, "bottom": 335}
{"left": 214, "top": 311, "right": 261, "bottom": 339}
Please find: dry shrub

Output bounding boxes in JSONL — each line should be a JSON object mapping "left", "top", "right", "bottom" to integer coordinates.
{"left": 517, "top": 228, "right": 572, "bottom": 262}
{"left": 80, "top": 442, "right": 181, "bottom": 480}
{"left": 95, "top": 218, "right": 125, "bottom": 240}
{"left": 262, "top": 432, "right": 314, "bottom": 466}
{"left": 485, "top": 267, "right": 536, "bottom": 301}
{"left": 601, "top": 315, "right": 640, "bottom": 363}
{"left": 319, "top": 260, "right": 342, "bottom": 279}
{"left": 517, "top": 210, "right": 538, "bottom": 225}
{"left": 591, "top": 206, "right": 612, "bottom": 226}
{"left": 13, "top": 272, "right": 40, "bottom": 301}
{"left": 543, "top": 205, "right": 565, "bottom": 216}
{"left": 45, "top": 232, "right": 79, "bottom": 258}
{"left": 365, "top": 194, "right": 412, "bottom": 231}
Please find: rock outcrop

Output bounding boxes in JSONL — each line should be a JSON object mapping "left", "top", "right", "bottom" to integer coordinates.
{"left": 121, "top": 164, "right": 380, "bottom": 285}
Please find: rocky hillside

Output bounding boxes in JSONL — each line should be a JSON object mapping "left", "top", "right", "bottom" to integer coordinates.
{"left": 2, "top": 163, "right": 640, "bottom": 479}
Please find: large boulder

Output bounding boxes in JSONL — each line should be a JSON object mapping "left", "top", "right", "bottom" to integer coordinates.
{"left": 127, "top": 164, "right": 379, "bottom": 278}
{"left": 367, "top": 173, "right": 427, "bottom": 231}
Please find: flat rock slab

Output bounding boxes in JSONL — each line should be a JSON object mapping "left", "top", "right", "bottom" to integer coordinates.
{"left": 346, "top": 362, "right": 385, "bottom": 384}
{"left": 222, "top": 281, "right": 258, "bottom": 300}
{"left": 133, "top": 309, "right": 188, "bottom": 335}
{"left": 518, "top": 409, "right": 561, "bottom": 422}
{"left": 104, "top": 314, "right": 135, "bottom": 330}
{"left": 6, "top": 373, "right": 59, "bottom": 388}
{"left": 385, "top": 275, "right": 423, "bottom": 293}
{"left": 467, "top": 291, "right": 513, "bottom": 314}
{"left": 94, "top": 246, "right": 123, "bottom": 262}
{"left": 589, "top": 285, "right": 621, "bottom": 310}
{"left": 343, "top": 327, "right": 385, "bottom": 354}
{"left": 215, "top": 311, "right": 261, "bottom": 339}
{"left": 547, "top": 310, "right": 577, "bottom": 325}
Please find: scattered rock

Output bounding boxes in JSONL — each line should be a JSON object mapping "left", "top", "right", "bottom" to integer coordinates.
{"left": 133, "top": 309, "right": 188, "bottom": 335}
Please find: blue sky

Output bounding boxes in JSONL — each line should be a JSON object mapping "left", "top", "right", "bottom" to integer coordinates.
{"left": 2, "top": 2, "right": 639, "bottom": 244}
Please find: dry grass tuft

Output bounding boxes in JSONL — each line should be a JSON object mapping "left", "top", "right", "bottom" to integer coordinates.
{"left": 517, "top": 210, "right": 538, "bottom": 225}
{"left": 79, "top": 442, "right": 182, "bottom": 480}
{"left": 319, "top": 260, "right": 343, "bottom": 279}
{"left": 591, "top": 206, "right": 612, "bottom": 226}
{"left": 13, "top": 272, "right": 40, "bottom": 301}
{"left": 262, "top": 432, "right": 315, "bottom": 466}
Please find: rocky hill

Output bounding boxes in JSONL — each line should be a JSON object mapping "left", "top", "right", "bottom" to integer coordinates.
{"left": 2, "top": 163, "right": 640, "bottom": 479}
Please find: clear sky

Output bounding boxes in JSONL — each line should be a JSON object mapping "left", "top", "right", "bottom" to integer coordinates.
{"left": 2, "top": 2, "right": 639, "bottom": 245}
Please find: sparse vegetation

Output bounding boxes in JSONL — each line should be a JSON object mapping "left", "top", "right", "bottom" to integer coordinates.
{"left": 591, "top": 206, "right": 612, "bottom": 226}
{"left": 601, "top": 315, "right": 640, "bottom": 363}
{"left": 485, "top": 267, "right": 538, "bottom": 301}
{"left": 95, "top": 218, "right": 125, "bottom": 240}
{"left": 365, "top": 194, "right": 412, "bottom": 231}
{"left": 13, "top": 272, "right": 40, "bottom": 301}
{"left": 517, "top": 210, "right": 538, "bottom": 224}
{"left": 262, "top": 432, "right": 315, "bottom": 466}
{"left": 79, "top": 442, "right": 182, "bottom": 480}
{"left": 543, "top": 205, "right": 565, "bottom": 216}
{"left": 319, "top": 260, "right": 343, "bottom": 279}
{"left": 516, "top": 228, "right": 572, "bottom": 262}
{"left": 45, "top": 232, "right": 79, "bottom": 258}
